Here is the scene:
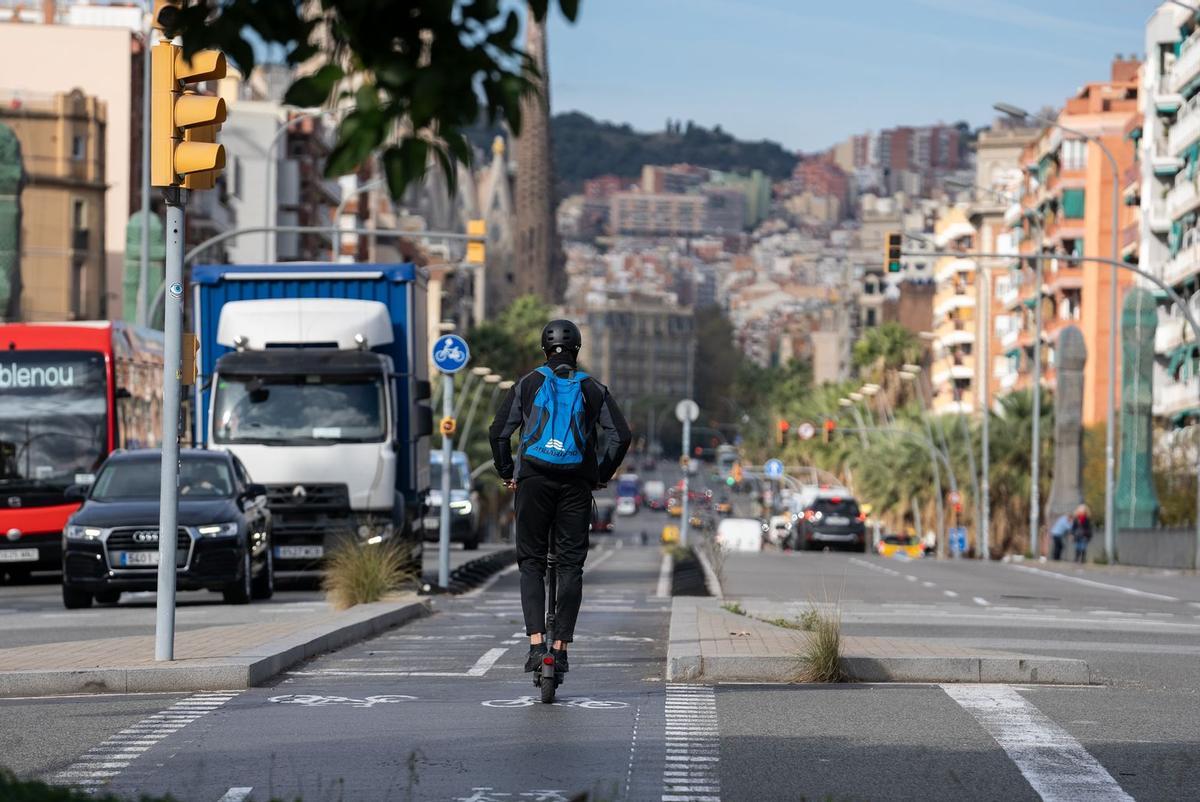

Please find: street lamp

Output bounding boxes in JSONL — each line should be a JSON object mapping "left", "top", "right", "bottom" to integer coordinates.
{"left": 899, "top": 369, "right": 948, "bottom": 553}
{"left": 995, "top": 100, "right": 1122, "bottom": 562}
{"left": 460, "top": 373, "right": 502, "bottom": 446}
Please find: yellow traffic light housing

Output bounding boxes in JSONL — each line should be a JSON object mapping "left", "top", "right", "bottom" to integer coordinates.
{"left": 151, "top": 0, "right": 182, "bottom": 33}
{"left": 465, "top": 218, "right": 486, "bottom": 265}
{"left": 885, "top": 231, "right": 903, "bottom": 273}
{"left": 151, "top": 42, "right": 227, "bottom": 188}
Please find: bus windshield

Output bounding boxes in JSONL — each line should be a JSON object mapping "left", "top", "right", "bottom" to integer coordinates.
{"left": 0, "top": 350, "right": 108, "bottom": 501}
{"left": 213, "top": 373, "right": 387, "bottom": 445}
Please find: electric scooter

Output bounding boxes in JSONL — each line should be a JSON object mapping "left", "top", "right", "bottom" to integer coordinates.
{"left": 534, "top": 536, "right": 562, "bottom": 704}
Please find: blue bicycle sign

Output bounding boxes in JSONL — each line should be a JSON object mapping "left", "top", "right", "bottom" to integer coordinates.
{"left": 432, "top": 334, "right": 470, "bottom": 374}
{"left": 764, "top": 458, "right": 785, "bottom": 479}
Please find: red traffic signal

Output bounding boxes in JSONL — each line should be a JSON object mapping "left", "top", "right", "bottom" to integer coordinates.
{"left": 694, "top": 446, "right": 703, "bottom": 456}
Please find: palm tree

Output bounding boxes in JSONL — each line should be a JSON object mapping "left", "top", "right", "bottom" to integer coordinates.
{"left": 852, "top": 322, "right": 923, "bottom": 408}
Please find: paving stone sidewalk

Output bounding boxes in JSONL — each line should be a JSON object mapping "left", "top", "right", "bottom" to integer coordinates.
{"left": 666, "top": 597, "right": 1091, "bottom": 684}
{"left": 0, "top": 594, "right": 428, "bottom": 696}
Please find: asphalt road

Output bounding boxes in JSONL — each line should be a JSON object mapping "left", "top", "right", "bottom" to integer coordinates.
{"left": 3, "top": 470, "right": 1198, "bottom": 800}
{"left": 0, "top": 541, "right": 510, "bottom": 649}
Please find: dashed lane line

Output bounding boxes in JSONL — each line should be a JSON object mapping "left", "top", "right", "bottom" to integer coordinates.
{"left": 944, "top": 590, "right": 959, "bottom": 598}
{"left": 49, "top": 692, "right": 239, "bottom": 788}
{"left": 943, "top": 684, "right": 1133, "bottom": 801}
{"left": 973, "top": 596, "right": 991, "bottom": 607}
{"left": 217, "top": 788, "right": 254, "bottom": 802}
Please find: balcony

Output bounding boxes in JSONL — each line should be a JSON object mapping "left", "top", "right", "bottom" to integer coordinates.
{"left": 1167, "top": 173, "right": 1200, "bottom": 221}
{"left": 1045, "top": 265, "right": 1084, "bottom": 295}
{"left": 1148, "top": 193, "right": 1173, "bottom": 234}
{"left": 1157, "top": 311, "right": 1194, "bottom": 353}
{"left": 1000, "top": 327, "right": 1021, "bottom": 349}
{"left": 1156, "top": 91, "right": 1185, "bottom": 116}
{"left": 1153, "top": 374, "right": 1200, "bottom": 418}
{"left": 1169, "top": 94, "right": 1200, "bottom": 156}
{"left": 1163, "top": 238, "right": 1200, "bottom": 288}
{"left": 931, "top": 363, "right": 974, "bottom": 389}
{"left": 934, "top": 257, "right": 975, "bottom": 284}
{"left": 934, "top": 293, "right": 975, "bottom": 319}
{"left": 1170, "top": 29, "right": 1200, "bottom": 95}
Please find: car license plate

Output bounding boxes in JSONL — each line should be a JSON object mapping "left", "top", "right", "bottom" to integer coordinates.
{"left": 275, "top": 545, "right": 323, "bottom": 560}
{"left": 423, "top": 516, "right": 440, "bottom": 531}
{"left": 826, "top": 516, "right": 849, "bottom": 525}
{"left": 117, "top": 551, "right": 159, "bottom": 567}
{"left": 0, "top": 548, "right": 38, "bottom": 563}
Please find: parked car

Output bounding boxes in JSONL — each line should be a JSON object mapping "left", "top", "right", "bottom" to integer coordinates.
{"left": 877, "top": 532, "right": 925, "bottom": 559}
{"left": 660, "top": 524, "right": 680, "bottom": 545}
{"left": 592, "top": 499, "right": 616, "bottom": 533}
{"left": 790, "top": 493, "right": 867, "bottom": 552}
{"left": 61, "top": 449, "right": 273, "bottom": 609}
{"left": 715, "top": 498, "right": 733, "bottom": 515}
{"left": 424, "top": 450, "right": 481, "bottom": 550}
{"left": 643, "top": 480, "right": 667, "bottom": 511}
{"left": 667, "top": 498, "right": 682, "bottom": 517}
{"left": 616, "top": 496, "right": 638, "bottom": 516}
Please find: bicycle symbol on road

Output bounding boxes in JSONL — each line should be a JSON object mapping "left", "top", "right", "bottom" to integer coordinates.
{"left": 268, "top": 694, "right": 416, "bottom": 709}
{"left": 481, "top": 696, "right": 629, "bottom": 710}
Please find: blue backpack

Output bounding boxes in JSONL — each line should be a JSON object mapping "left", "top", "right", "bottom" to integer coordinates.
{"left": 521, "top": 366, "right": 590, "bottom": 470}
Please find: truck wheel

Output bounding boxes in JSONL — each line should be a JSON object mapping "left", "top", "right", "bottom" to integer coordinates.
{"left": 251, "top": 549, "right": 274, "bottom": 600}
{"left": 223, "top": 551, "right": 253, "bottom": 605}
{"left": 95, "top": 590, "right": 121, "bottom": 605}
{"left": 62, "top": 585, "right": 93, "bottom": 609}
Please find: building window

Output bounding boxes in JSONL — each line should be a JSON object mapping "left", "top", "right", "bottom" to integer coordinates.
{"left": 866, "top": 308, "right": 877, "bottom": 327}
{"left": 1062, "top": 189, "right": 1085, "bottom": 219}
{"left": 1061, "top": 139, "right": 1087, "bottom": 171}
{"left": 232, "top": 156, "right": 243, "bottom": 199}
{"left": 71, "top": 135, "right": 85, "bottom": 161}
{"left": 71, "top": 259, "right": 86, "bottom": 318}
{"left": 72, "top": 199, "right": 86, "bottom": 231}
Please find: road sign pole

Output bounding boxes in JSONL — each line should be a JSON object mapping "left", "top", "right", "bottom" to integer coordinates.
{"left": 680, "top": 416, "right": 691, "bottom": 549}
{"left": 439, "top": 373, "right": 453, "bottom": 588}
{"left": 155, "top": 187, "right": 185, "bottom": 662}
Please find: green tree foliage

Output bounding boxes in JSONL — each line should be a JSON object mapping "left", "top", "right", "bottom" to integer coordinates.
{"left": 174, "top": 0, "right": 580, "bottom": 199}
{"left": 465, "top": 294, "right": 555, "bottom": 381}
{"left": 469, "top": 112, "right": 798, "bottom": 196}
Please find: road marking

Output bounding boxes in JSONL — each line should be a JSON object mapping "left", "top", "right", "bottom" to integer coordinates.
{"left": 467, "top": 647, "right": 508, "bottom": 676}
{"left": 218, "top": 789, "right": 254, "bottom": 802}
{"left": 905, "top": 575, "right": 918, "bottom": 582}
{"left": 848, "top": 556, "right": 901, "bottom": 577}
{"left": 1009, "top": 564, "right": 1180, "bottom": 602}
{"left": 50, "top": 691, "right": 239, "bottom": 788}
{"left": 973, "top": 596, "right": 990, "bottom": 607}
{"left": 269, "top": 694, "right": 415, "bottom": 708}
{"left": 657, "top": 552, "right": 673, "bottom": 598}
{"left": 943, "top": 684, "right": 1133, "bottom": 801}
{"left": 944, "top": 590, "right": 959, "bottom": 598}
{"left": 585, "top": 547, "right": 618, "bottom": 574}
{"left": 662, "top": 684, "right": 721, "bottom": 802}
{"left": 922, "top": 581, "right": 936, "bottom": 588}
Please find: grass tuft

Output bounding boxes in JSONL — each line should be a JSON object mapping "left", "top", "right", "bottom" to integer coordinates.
{"left": 721, "top": 601, "right": 745, "bottom": 616}
{"left": 322, "top": 537, "right": 415, "bottom": 610}
{"left": 792, "top": 604, "right": 847, "bottom": 683}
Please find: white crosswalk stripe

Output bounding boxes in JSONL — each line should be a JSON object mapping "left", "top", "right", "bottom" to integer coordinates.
{"left": 662, "top": 684, "right": 721, "bottom": 802}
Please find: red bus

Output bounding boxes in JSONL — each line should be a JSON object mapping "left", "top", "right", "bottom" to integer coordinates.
{"left": 0, "top": 322, "right": 164, "bottom": 578}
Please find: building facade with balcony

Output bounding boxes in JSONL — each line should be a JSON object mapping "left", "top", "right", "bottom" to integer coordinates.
{"left": 1141, "top": 4, "right": 1200, "bottom": 427}
{"left": 1004, "top": 58, "right": 1139, "bottom": 426}
{"left": 0, "top": 89, "right": 107, "bottom": 320}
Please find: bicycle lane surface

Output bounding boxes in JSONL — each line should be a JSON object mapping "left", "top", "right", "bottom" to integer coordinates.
{"left": 98, "top": 535, "right": 672, "bottom": 802}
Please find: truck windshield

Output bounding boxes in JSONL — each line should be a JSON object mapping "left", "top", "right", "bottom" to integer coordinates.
{"left": 212, "top": 374, "right": 386, "bottom": 445}
{"left": 0, "top": 350, "right": 108, "bottom": 503}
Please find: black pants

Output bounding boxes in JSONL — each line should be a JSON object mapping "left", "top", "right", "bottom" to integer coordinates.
{"left": 1051, "top": 536, "right": 1064, "bottom": 561}
{"left": 516, "top": 474, "right": 591, "bottom": 643}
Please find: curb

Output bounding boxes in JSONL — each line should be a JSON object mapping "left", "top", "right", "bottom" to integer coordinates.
{"left": 0, "top": 598, "right": 430, "bottom": 698}
{"left": 424, "top": 547, "right": 518, "bottom": 594}
{"left": 665, "top": 597, "right": 1092, "bottom": 685}
{"left": 693, "top": 544, "right": 724, "bottom": 599}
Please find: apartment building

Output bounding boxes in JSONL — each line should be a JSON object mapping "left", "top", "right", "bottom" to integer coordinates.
{"left": 929, "top": 206, "right": 977, "bottom": 414}
{"left": 1140, "top": 4, "right": 1200, "bottom": 428}
{"left": 1007, "top": 58, "right": 1139, "bottom": 426}
{"left": 609, "top": 192, "right": 707, "bottom": 237}
{"left": 0, "top": 90, "right": 107, "bottom": 320}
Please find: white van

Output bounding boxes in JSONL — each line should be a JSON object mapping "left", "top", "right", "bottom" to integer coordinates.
{"left": 716, "top": 518, "right": 763, "bottom": 552}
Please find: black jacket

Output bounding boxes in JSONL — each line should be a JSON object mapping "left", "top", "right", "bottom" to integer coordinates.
{"left": 489, "top": 355, "right": 631, "bottom": 484}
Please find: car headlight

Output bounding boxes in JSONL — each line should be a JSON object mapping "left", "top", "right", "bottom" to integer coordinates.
{"left": 196, "top": 522, "right": 239, "bottom": 538}
{"left": 450, "top": 500, "right": 473, "bottom": 515}
{"left": 357, "top": 520, "right": 395, "bottom": 541}
{"left": 65, "top": 525, "right": 105, "bottom": 541}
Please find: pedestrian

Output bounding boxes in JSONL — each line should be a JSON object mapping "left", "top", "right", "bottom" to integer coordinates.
{"left": 489, "top": 319, "right": 632, "bottom": 678}
{"left": 1070, "top": 504, "right": 1092, "bottom": 564}
{"left": 1050, "top": 512, "right": 1071, "bottom": 561}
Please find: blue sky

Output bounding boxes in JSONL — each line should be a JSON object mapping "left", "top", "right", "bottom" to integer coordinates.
{"left": 545, "top": 0, "right": 1160, "bottom": 151}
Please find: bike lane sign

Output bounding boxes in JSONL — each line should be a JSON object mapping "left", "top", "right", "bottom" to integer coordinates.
{"left": 432, "top": 334, "right": 470, "bottom": 374}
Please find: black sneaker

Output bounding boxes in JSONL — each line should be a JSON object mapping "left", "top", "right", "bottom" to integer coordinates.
{"left": 550, "top": 647, "right": 569, "bottom": 673}
{"left": 524, "top": 643, "right": 548, "bottom": 673}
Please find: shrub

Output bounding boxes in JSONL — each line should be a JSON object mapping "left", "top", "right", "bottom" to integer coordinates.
{"left": 322, "top": 538, "right": 415, "bottom": 610}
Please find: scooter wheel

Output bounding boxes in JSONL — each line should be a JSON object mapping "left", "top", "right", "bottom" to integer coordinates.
{"left": 540, "top": 677, "right": 556, "bottom": 704}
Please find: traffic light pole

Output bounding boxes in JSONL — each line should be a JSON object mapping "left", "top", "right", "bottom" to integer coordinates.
{"left": 439, "top": 373, "right": 453, "bottom": 588}
{"left": 680, "top": 416, "right": 691, "bottom": 549}
{"left": 155, "top": 187, "right": 185, "bottom": 662}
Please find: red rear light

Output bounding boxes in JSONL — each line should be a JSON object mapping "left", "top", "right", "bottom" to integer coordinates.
{"left": 831, "top": 497, "right": 842, "bottom": 504}
{"left": 856, "top": 513, "right": 867, "bottom": 522}
{"left": 543, "top": 656, "right": 555, "bottom": 665}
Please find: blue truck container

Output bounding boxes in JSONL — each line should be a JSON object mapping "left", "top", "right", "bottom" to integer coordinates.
{"left": 190, "top": 263, "right": 431, "bottom": 513}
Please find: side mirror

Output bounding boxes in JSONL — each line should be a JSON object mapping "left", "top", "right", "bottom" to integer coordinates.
{"left": 243, "top": 483, "right": 267, "bottom": 499}
{"left": 417, "top": 405, "right": 434, "bottom": 437}
{"left": 64, "top": 484, "right": 88, "bottom": 502}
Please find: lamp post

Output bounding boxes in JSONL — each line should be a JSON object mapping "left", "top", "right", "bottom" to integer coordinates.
{"left": 995, "top": 101, "right": 1122, "bottom": 563}
{"left": 263, "top": 109, "right": 334, "bottom": 263}
{"left": 839, "top": 398, "right": 870, "bottom": 447}
{"left": 460, "top": 373, "right": 501, "bottom": 446}
{"left": 897, "top": 370, "right": 947, "bottom": 553}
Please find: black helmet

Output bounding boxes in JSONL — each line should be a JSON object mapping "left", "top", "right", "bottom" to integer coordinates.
{"left": 541, "top": 319, "right": 582, "bottom": 354}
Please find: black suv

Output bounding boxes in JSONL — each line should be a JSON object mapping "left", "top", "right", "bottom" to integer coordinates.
{"left": 61, "top": 449, "right": 273, "bottom": 608}
{"left": 790, "top": 494, "right": 867, "bottom": 552}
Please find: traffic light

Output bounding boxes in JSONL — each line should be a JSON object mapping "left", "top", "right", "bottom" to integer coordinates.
{"left": 151, "top": 0, "right": 182, "bottom": 34}
{"left": 151, "top": 41, "right": 227, "bottom": 188}
{"left": 732, "top": 462, "right": 743, "bottom": 483}
{"left": 776, "top": 419, "right": 790, "bottom": 446}
{"left": 465, "top": 219, "right": 486, "bottom": 264}
{"left": 823, "top": 418, "right": 836, "bottom": 443}
{"left": 694, "top": 446, "right": 702, "bottom": 457}
{"left": 885, "top": 231, "right": 903, "bottom": 273}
